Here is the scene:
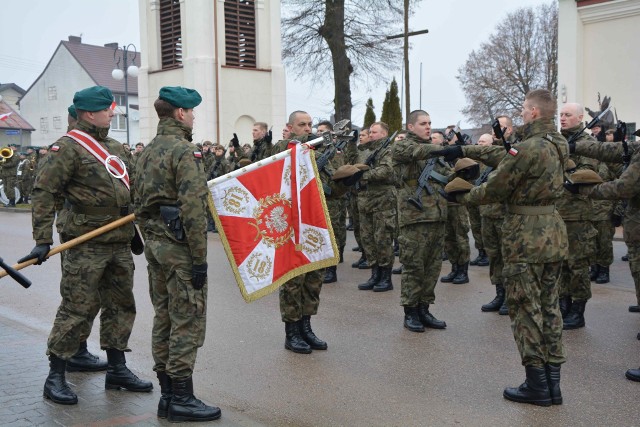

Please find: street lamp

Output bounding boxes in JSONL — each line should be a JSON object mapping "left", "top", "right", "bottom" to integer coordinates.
{"left": 111, "top": 44, "right": 139, "bottom": 146}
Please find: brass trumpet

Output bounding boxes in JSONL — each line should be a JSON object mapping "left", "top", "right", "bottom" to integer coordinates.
{"left": 0, "top": 147, "right": 13, "bottom": 163}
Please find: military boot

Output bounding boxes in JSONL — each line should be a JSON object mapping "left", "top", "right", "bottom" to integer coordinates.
{"left": 43, "top": 354, "right": 78, "bottom": 405}
{"left": 440, "top": 263, "right": 458, "bottom": 283}
{"left": 392, "top": 264, "right": 403, "bottom": 274}
{"left": 284, "top": 321, "right": 312, "bottom": 354}
{"left": 622, "top": 253, "right": 629, "bottom": 261}
{"left": 323, "top": 266, "right": 337, "bottom": 284}
{"left": 66, "top": 341, "right": 108, "bottom": 372}
{"left": 351, "top": 254, "right": 366, "bottom": 268}
{"left": 595, "top": 265, "right": 609, "bottom": 284}
{"left": 403, "top": 306, "right": 424, "bottom": 333}
{"left": 358, "top": 265, "right": 380, "bottom": 290}
{"left": 559, "top": 296, "right": 572, "bottom": 319}
{"left": 626, "top": 368, "right": 640, "bottom": 382}
{"left": 358, "top": 259, "right": 371, "bottom": 269}
{"left": 452, "top": 262, "right": 469, "bottom": 284}
{"left": 629, "top": 305, "right": 640, "bottom": 313}
{"left": 589, "top": 264, "right": 599, "bottom": 281}
{"left": 373, "top": 267, "right": 393, "bottom": 292}
{"left": 418, "top": 303, "right": 447, "bottom": 329}
{"left": 168, "top": 377, "right": 221, "bottom": 422}
{"left": 300, "top": 316, "right": 327, "bottom": 350}
{"left": 503, "top": 366, "right": 552, "bottom": 406}
{"left": 563, "top": 300, "right": 586, "bottom": 330}
{"left": 545, "top": 364, "right": 562, "bottom": 405}
{"left": 156, "top": 371, "right": 172, "bottom": 418}
{"left": 352, "top": 245, "right": 361, "bottom": 252}
{"left": 7, "top": 198, "right": 15, "bottom": 207}
{"left": 339, "top": 245, "right": 344, "bottom": 263}
{"left": 481, "top": 284, "right": 505, "bottom": 312}
{"left": 476, "top": 249, "right": 490, "bottom": 266}
{"left": 16, "top": 196, "right": 23, "bottom": 204}
{"left": 498, "top": 294, "right": 509, "bottom": 315}
{"left": 346, "top": 218, "right": 354, "bottom": 231}
{"left": 393, "top": 239, "right": 400, "bottom": 257}
{"left": 105, "top": 349, "right": 153, "bottom": 392}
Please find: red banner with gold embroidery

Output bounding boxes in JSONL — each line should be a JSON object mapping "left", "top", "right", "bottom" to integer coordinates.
{"left": 208, "top": 144, "right": 338, "bottom": 302}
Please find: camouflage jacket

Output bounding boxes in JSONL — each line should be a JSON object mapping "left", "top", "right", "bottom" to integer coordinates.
{"left": 459, "top": 118, "right": 568, "bottom": 263}
{"left": 574, "top": 139, "right": 640, "bottom": 243}
{"left": 557, "top": 126, "right": 598, "bottom": 222}
{"left": 356, "top": 137, "right": 397, "bottom": 211}
{"left": 207, "top": 155, "right": 231, "bottom": 181}
{"left": 250, "top": 137, "right": 274, "bottom": 163}
{"left": 392, "top": 131, "right": 449, "bottom": 226}
{"left": 591, "top": 161, "right": 617, "bottom": 220}
{"left": 31, "top": 120, "right": 134, "bottom": 245}
{"left": 133, "top": 118, "right": 209, "bottom": 264}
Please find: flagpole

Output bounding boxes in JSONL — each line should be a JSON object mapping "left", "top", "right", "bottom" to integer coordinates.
{"left": 207, "top": 136, "right": 325, "bottom": 188}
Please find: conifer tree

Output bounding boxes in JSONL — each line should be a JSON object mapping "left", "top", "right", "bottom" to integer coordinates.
{"left": 381, "top": 78, "right": 403, "bottom": 134}
{"left": 363, "top": 98, "right": 376, "bottom": 129}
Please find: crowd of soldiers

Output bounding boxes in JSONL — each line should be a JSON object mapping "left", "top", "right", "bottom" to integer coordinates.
{"left": 7, "top": 82, "right": 640, "bottom": 423}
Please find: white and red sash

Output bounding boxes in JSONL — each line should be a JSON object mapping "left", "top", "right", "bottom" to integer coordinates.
{"left": 66, "top": 129, "right": 130, "bottom": 190}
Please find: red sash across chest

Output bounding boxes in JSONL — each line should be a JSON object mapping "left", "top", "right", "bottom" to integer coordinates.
{"left": 66, "top": 129, "right": 130, "bottom": 190}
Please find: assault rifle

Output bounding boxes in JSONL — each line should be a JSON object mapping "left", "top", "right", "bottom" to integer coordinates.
{"left": 315, "top": 119, "right": 356, "bottom": 172}
{"left": 407, "top": 158, "right": 450, "bottom": 211}
{"left": 613, "top": 109, "right": 631, "bottom": 171}
{"left": 486, "top": 105, "right": 510, "bottom": 153}
{"left": 474, "top": 166, "right": 494, "bottom": 186}
{"left": 353, "top": 130, "right": 397, "bottom": 191}
{"left": 566, "top": 105, "right": 612, "bottom": 145}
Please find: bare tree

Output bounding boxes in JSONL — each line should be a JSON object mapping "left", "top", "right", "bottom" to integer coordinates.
{"left": 281, "top": 0, "right": 413, "bottom": 122}
{"left": 457, "top": 2, "right": 558, "bottom": 125}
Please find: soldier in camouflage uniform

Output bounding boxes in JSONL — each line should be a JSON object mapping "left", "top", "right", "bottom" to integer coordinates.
{"left": 19, "top": 86, "right": 152, "bottom": 406}
{"left": 392, "top": 110, "right": 448, "bottom": 333}
{"left": 568, "top": 127, "right": 640, "bottom": 383}
{"left": 133, "top": 87, "right": 221, "bottom": 422}
{"left": 316, "top": 120, "right": 347, "bottom": 283}
{"left": 272, "top": 111, "right": 349, "bottom": 354}
{"left": 557, "top": 103, "right": 599, "bottom": 330}
{"left": 590, "top": 158, "right": 617, "bottom": 284}
{"left": 1, "top": 143, "right": 19, "bottom": 206}
{"left": 355, "top": 121, "right": 397, "bottom": 292}
{"left": 440, "top": 163, "right": 470, "bottom": 285}
{"left": 440, "top": 89, "right": 568, "bottom": 406}
{"left": 347, "top": 129, "right": 369, "bottom": 268}
{"left": 250, "top": 121, "right": 273, "bottom": 162}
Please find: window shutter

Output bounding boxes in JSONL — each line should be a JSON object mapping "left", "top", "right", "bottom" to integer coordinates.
{"left": 160, "top": 0, "right": 182, "bottom": 69}
{"left": 224, "top": 0, "right": 257, "bottom": 68}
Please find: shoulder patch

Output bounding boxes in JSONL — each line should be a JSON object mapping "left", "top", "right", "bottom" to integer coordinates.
{"left": 193, "top": 151, "right": 202, "bottom": 158}
{"left": 51, "top": 145, "right": 60, "bottom": 152}
{"left": 508, "top": 147, "right": 519, "bottom": 156}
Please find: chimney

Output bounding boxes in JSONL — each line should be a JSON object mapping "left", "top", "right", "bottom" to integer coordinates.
{"left": 68, "top": 35, "right": 82, "bottom": 43}
{"left": 104, "top": 42, "right": 119, "bottom": 49}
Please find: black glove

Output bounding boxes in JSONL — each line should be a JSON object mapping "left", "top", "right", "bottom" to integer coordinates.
{"left": 231, "top": 133, "right": 240, "bottom": 149}
{"left": 430, "top": 145, "right": 463, "bottom": 162}
{"left": 563, "top": 182, "right": 580, "bottom": 195}
{"left": 17, "top": 244, "right": 50, "bottom": 265}
{"left": 568, "top": 142, "right": 576, "bottom": 154}
{"left": 264, "top": 130, "right": 273, "bottom": 144}
{"left": 614, "top": 121, "right": 627, "bottom": 142}
{"left": 191, "top": 263, "right": 208, "bottom": 290}
{"left": 341, "top": 170, "right": 365, "bottom": 187}
{"left": 611, "top": 213, "right": 623, "bottom": 228}
{"left": 438, "top": 189, "right": 458, "bottom": 203}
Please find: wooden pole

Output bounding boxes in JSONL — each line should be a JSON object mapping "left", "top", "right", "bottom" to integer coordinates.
{"left": 0, "top": 213, "right": 136, "bottom": 279}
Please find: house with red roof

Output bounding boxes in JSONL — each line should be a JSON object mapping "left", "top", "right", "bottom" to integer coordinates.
{"left": 18, "top": 36, "right": 140, "bottom": 148}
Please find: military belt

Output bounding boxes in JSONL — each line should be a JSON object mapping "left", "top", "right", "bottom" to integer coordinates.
{"left": 71, "top": 205, "right": 130, "bottom": 216}
{"left": 507, "top": 205, "right": 555, "bottom": 215}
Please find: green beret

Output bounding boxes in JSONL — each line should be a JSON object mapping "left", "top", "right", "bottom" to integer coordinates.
{"left": 73, "top": 86, "right": 114, "bottom": 112}
{"left": 159, "top": 86, "right": 202, "bottom": 109}
{"left": 68, "top": 105, "right": 77, "bottom": 120}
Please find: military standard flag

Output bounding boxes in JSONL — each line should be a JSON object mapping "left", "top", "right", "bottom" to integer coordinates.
{"left": 208, "top": 143, "right": 338, "bottom": 302}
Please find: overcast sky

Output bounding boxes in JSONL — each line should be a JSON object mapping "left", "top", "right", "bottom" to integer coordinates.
{"left": 1, "top": 0, "right": 550, "bottom": 129}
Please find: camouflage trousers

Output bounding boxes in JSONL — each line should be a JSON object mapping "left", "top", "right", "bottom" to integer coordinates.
{"left": 327, "top": 197, "right": 346, "bottom": 250}
{"left": 443, "top": 205, "right": 470, "bottom": 265}
{"left": 349, "top": 192, "right": 363, "bottom": 249}
{"left": 592, "top": 219, "right": 614, "bottom": 267}
{"left": 18, "top": 176, "right": 33, "bottom": 200}
{"left": 628, "top": 242, "right": 640, "bottom": 306}
{"left": 358, "top": 197, "right": 396, "bottom": 269}
{"left": 559, "top": 221, "right": 596, "bottom": 301}
{"left": 280, "top": 269, "right": 324, "bottom": 322}
{"left": 1, "top": 175, "right": 16, "bottom": 199}
{"left": 47, "top": 242, "right": 136, "bottom": 359}
{"left": 481, "top": 216, "right": 504, "bottom": 286}
{"left": 399, "top": 222, "right": 445, "bottom": 306}
{"left": 145, "top": 238, "right": 207, "bottom": 380}
{"left": 503, "top": 261, "right": 566, "bottom": 367}
{"left": 467, "top": 204, "right": 484, "bottom": 251}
